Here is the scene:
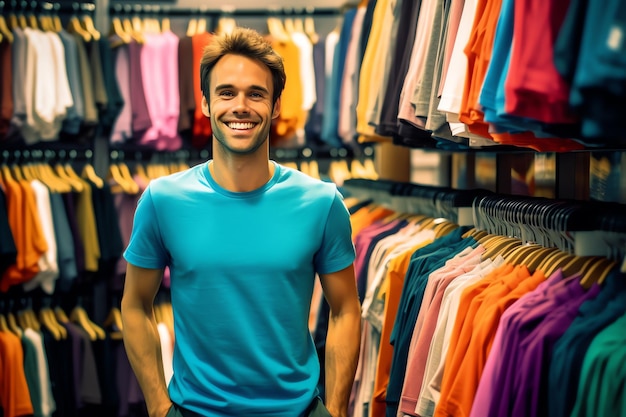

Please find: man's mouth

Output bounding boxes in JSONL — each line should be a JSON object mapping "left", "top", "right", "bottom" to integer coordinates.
{"left": 226, "top": 122, "right": 257, "bottom": 130}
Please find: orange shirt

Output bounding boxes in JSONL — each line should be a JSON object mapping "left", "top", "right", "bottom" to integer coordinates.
{"left": 269, "top": 38, "right": 304, "bottom": 144}
{"left": 0, "top": 331, "right": 34, "bottom": 417}
{"left": 1, "top": 177, "right": 46, "bottom": 292}
{"left": 349, "top": 205, "right": 396, "bottom": 242}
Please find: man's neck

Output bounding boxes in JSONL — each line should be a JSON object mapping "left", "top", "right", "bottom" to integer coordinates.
{"left": 209, "top": 157, "right": 274, "bottom": 193}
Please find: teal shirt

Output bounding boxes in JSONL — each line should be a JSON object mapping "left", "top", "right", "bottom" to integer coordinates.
{"left": 124, "top": 161, "right": 355, "bottom": 416}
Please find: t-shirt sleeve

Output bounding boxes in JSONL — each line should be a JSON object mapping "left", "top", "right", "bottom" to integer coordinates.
{"left": 123, "top": 186, "right": 169, "bottom": 269}
{"left": 314, "top": 189, "right": 356, "bottom": 275}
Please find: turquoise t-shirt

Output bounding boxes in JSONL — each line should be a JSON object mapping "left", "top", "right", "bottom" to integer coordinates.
{"left": 124, "top": 161, "right": 355, "bottom": 416}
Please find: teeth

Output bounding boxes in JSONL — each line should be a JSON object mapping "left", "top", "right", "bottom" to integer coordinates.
{"left": 227, "top": 122, "right": 256, "bottom": 130}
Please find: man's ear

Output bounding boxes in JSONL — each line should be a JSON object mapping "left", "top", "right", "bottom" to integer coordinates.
{"left": 201, "top": 96, "right": 210, "bottom": 117}
{"left": 272, "top": 97, "right": 281, "bottom": 120}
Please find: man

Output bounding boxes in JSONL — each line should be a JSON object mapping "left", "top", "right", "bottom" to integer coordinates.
{"left": 121, "top": 27, "right": 361, "bottom": 417}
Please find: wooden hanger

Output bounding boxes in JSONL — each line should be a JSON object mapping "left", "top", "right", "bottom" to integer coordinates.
{"left": 186, "top": 16, "right": 198, "bottom": 37}
{"left": 217, "top": 17, "right": 236, "bottom": 35}
{"left": 70, "top": 305, "right": 106, "bottom": 341}
{"left": 54, "top": 306, "right": 70, "bottom": 323}
{"left": 0, "top": 15, "right": 14, "bottom": 43}
{"left": 283, "top": 17, "right": 295, "bottom": 34}
{"left": 293, "top": 17, "right": 305, "bottom": 33}
{"left": 523, "top": 246, "right": 562, "bottom": 272}
{"left": 103, "top": 306, "right": 124, "bottom": 340}
{"left": 7, "top": 10, "right": 19, "bottom": 30}
{"left": 578, "top": 257, "right": 616, "bottom": 289}
{"left": 67, "top": 15, "right": 92, "bottom": 42}
{"left": 109, "top": 16, "right": 131, "bottom": 47}
{"left": 39, "top": 308, "right": 66, "bottom": 340}
{"left": 6, "top": 312, "right": 23, "bottom": 337}
{"left": 267, "top": 17, "right": 290, "bottom": 42}
{"left": 81, "top": 13, "right": 101, "bottom": 40}
{"left": 481, "top": 236, "right": 522, "bottom": 261}
{"left": 304, "top": 15, "right": 319, "bottom": 44}
{"left": 0, "top": 313, "right": 10, "bottom": 333}
{"left": 82, "top": 163, "right": 104, "bottom": 188}
{"left": 108, "top": 163, "right": 132, "bottom": 194}
{"left": 55, "top": 163, "right": 85, "bottom": 192}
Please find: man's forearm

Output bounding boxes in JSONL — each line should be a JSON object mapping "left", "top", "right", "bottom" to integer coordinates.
{"left": 122, "top": 306, "right": 172, "bottom": 417}
{"left": 324, "top": 309, "right": 361, "bottom": 417}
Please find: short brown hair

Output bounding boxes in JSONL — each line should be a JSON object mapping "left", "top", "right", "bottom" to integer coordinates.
{"left": 200, "top": 27, "right": 286, "bottom": 104}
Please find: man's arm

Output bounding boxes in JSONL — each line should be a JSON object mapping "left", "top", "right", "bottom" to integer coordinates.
{"left": 121, "top": 263, "right": 172, "bottom": 417}
{"left": 319, "top": 264, "right": 361, "bottom": 417}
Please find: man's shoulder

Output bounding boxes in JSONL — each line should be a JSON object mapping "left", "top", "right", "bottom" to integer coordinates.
{"left": 145, "top": 163, "right": 207, "bottom": 202}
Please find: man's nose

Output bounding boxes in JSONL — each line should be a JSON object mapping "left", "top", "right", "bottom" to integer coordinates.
{"left": 232, "top": 94, "right": 250, "bottom": 112}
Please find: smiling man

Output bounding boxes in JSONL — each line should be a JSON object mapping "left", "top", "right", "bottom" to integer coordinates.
{"left": 120, "top": 27, "right": 361, "bottom": 417}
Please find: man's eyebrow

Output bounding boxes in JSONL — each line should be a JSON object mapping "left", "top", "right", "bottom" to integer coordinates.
{"left": 214, "top": 84, "right": 270, "bottom": 94}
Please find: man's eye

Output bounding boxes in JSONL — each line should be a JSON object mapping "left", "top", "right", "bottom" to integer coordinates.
{"left": 219, "top": 91, "right": 234, "bottom": 97}
{"left": 250, "top": 92, "right": 263, "bottom": 98}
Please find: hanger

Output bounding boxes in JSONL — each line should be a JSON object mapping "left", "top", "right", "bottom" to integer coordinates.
{"left": 7, "top": 311, "right": 23, "bottom": 337}
{"left": 523, "top": 246, "right": 562, "bottom": 272}
{"left": 54, "top": 306, "right": 70, "bottom": 323}
{"left": 108, "top": 163, "right": 131, "bottom": 194}
{"left": 42, "top": 162, "right": 74, "bottom": 193}
{"left": 0, "top": 13, "right": 14, "bottom": 43}
{"left": 55, "top": 163, "right": 85, "bottom": 192}
{"left": 103, "top": 305, "right": 124, "bottom": 340}
{"left": 70, "top": 304, "right": 106, "bottom": 341}
{"left": 0, "top": 313, "right": 10, "bottom": 333}
{"left": 481, "top": 236, "right": 522, "bottom": 261}
{"left": 81, "top": 9, "right": 101, "bottom": 41}
{"left": 52, "top": 5, "right": 62, "bottom": 32}
{"left": 82, "top": 163, "right": 104, "bottom": 188}
{"left": 186, "top": 15, "right": 198, "bottom": 37}
{"left": 67, "top": 14, "right": 92, "bottom": 42}
{"left": 576, "top": 256, "right": 614, "bottom": 289}
{"left": 39, "top": 307, "right": 66, "bottom": 340}
{"left": 267, "top": 16, "right": 290, "bottom": 42}
{"left": 283, "top": 16, "right": 295, "bottom": 34}
{"left": 217, "top": 16, "right": 237, "bottom": 35}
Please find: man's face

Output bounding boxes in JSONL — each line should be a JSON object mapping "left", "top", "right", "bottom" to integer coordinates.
{"left": 201, "top": 54, "right": 281, "bottom": 156}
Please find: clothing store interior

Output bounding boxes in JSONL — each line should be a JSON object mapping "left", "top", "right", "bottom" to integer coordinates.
{"left": 0, "top": 0, "right": 625, "bottom": 416}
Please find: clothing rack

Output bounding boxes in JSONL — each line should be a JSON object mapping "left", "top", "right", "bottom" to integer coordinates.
{"left": 108, "top": 3, "right": 342, "bottom": 18}
{"left": 342, "top": 178, "right": 626, "bottom": 262}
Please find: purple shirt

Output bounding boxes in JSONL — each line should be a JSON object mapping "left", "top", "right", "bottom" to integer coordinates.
{"left": 511, "top": 280, "right": 601, "bottom": 417}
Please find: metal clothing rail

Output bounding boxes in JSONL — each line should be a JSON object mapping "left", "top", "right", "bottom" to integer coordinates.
{"left": 108, "top": 3, "right": 342, "bottom": 18}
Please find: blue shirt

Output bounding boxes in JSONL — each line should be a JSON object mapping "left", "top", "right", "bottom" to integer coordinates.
{"left": 124, "top": 161, "right": 355, "bottom": 416}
